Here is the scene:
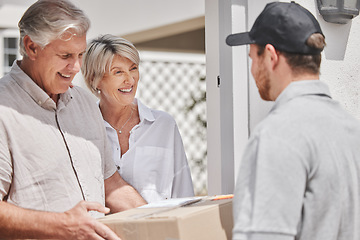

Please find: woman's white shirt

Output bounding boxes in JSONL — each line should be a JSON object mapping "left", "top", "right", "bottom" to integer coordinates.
{"left": 104, "top": 98, "right": 194, "bottom": 203}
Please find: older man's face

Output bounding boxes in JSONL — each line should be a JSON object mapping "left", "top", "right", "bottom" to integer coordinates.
{"left": 30, "top": 34, "right": 87, "bottom": 97}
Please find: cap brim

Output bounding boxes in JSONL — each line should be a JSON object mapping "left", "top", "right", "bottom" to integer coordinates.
{"left": 226, "top": 32, "right": 254, "bottom": 46}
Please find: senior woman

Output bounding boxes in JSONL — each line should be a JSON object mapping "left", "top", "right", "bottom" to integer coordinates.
{"left": 82, "top": 34, "right": 195, "bottom": 203}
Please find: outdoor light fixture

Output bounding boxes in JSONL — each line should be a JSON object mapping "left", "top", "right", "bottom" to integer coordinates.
{"left": 317, "top": 0, "right": 360, "bottom": 24}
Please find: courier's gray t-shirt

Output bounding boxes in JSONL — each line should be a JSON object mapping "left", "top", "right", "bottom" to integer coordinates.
{"left": 0, "top": 61, "right": 116, "bottom": 215}
{"left": 233, "top": 80, "right": 360, "bottom": 240}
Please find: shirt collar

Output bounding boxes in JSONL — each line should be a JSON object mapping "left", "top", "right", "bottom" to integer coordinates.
{"left": 271, "top": 80, "right": 332, "bottom": 112}
{"left": 136, "top": 98, "right": 155, "bottom": 123}
{"left": 10, "top": 61, "right": 73, "bottom": 110}
{"left": 103, "top": 98, "right": 155, "bottom": 132}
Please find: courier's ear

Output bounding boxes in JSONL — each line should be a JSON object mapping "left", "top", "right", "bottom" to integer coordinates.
{"left": 23, "top": 35, "right": 40, "bottom": 60}
{"left": 264, "top": 44, "right": 280, "bottom": 71}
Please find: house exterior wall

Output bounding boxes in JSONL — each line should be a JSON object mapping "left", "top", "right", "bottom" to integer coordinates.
{"left": 0, "top": 2, "right": 34, "bottom": 29}
{"left": 72, "top": 0, "right": 204, "bottom": 40}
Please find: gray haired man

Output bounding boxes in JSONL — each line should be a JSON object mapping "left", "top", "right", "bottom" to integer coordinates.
{"left": 0, "top": 0, "right": 146, "bottom": 239}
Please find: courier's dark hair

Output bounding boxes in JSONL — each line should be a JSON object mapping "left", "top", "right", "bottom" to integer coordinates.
{"left": 257, "top": 33, "right": 326, "bottom": 75}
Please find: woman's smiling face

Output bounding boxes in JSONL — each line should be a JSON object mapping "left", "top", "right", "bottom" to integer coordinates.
{"left": 97, "top": 55, "right": 140, "bottom": 107}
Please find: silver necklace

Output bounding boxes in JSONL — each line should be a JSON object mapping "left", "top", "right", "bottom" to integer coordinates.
{"left": 111, "top": 108, "right": 134, "bottom": 134}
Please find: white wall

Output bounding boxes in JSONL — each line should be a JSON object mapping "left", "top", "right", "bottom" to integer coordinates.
{"left": 205, "top": 0, "right": 250, "bottom": 195}
{"left": 315, "top": 7, "right": 360, "bottom": 120}
{"left": 72, "top": 0, "right": 204, "bottom": 40}
{"left": 205, "top": 0, "right": 222, "bottom": 195}
{"left": 0, "top": 0, "right": 204, "bottom": 38}
{"left": 0, "top": 2, "right": 35, "bottom": 28}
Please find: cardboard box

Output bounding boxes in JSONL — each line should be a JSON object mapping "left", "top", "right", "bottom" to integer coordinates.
{"left": 98, "top": 195, "right": 233, "bottom": 240}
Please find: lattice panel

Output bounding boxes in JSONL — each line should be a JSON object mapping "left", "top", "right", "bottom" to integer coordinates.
{"left": 137, "top": 51, "right": 207, "bottom": 196}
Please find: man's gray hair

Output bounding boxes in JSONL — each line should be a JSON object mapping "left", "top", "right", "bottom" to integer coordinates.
{"left": 18, "top": 0, "right": 90, "bottom": 57}
{"left": 82, "top": 34, "right": 140, "bottom": 97}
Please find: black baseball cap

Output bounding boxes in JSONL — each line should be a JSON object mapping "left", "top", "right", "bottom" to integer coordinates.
{"left": 226, "top": 1, "right": 324, "bottom": 54}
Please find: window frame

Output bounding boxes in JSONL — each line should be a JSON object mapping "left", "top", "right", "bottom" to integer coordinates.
{"left": 0, "top": 29, "right": 21, "bottom": 77}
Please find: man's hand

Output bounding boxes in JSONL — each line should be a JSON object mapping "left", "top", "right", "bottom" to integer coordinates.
{"left": 0, "top": 201, "right": 121, "bottom": 239}
{"left": 60, "top": 201, "right": 121, "bottom": 240}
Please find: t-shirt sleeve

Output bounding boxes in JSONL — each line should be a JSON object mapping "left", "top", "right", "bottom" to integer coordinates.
{"left": 233, "top": 132, "right": 308, "bottom": 239}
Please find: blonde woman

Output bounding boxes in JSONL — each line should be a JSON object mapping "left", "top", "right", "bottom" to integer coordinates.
{"left": 82, "top": 34, "right": 194, "bottom": 203}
